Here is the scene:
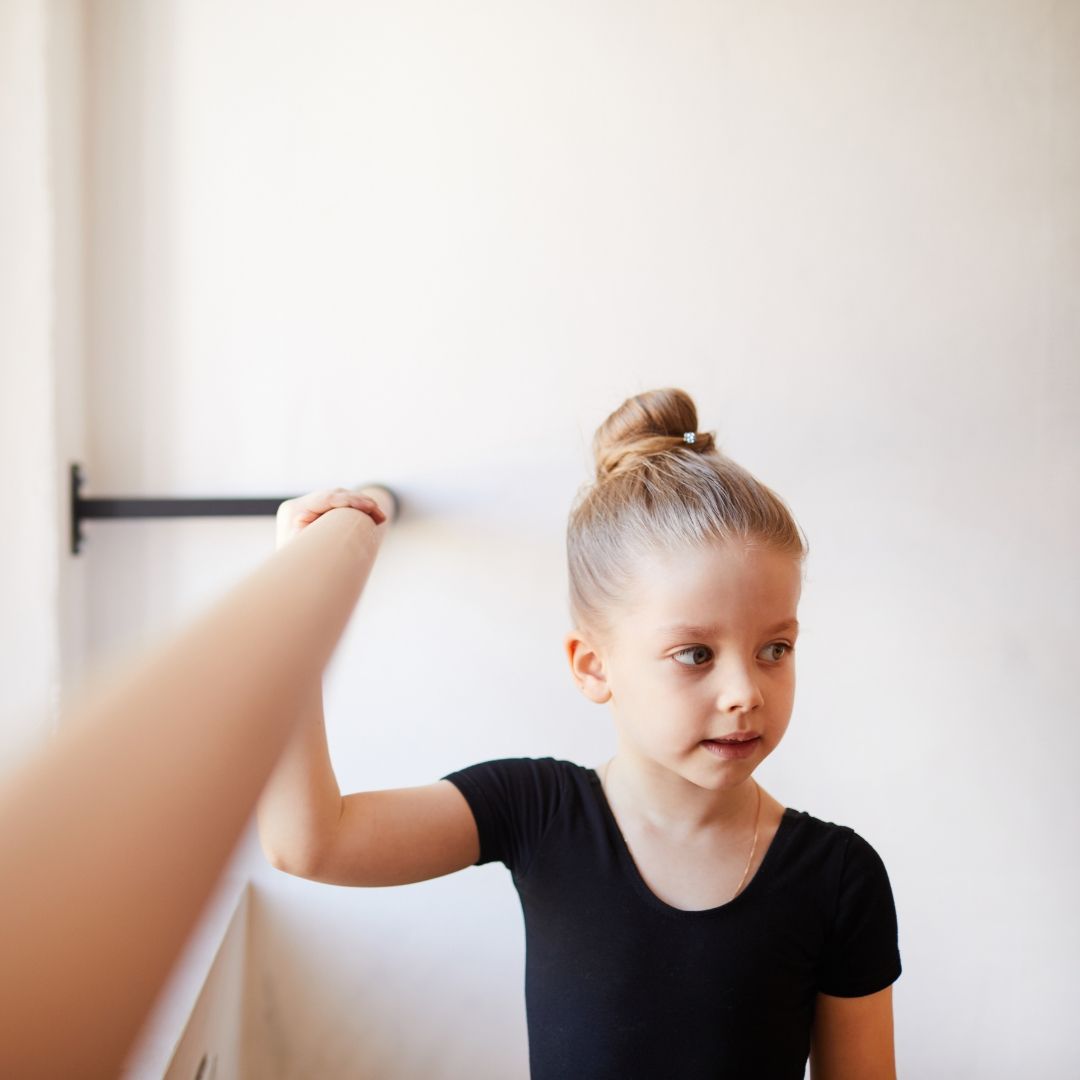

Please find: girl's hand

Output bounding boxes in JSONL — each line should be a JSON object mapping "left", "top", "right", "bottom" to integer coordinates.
{"left": 276, "top": 486, "right": 394, "bottom": 550}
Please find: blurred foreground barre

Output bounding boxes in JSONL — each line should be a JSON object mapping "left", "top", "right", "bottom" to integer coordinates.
{"left": 0, "top": 485, "right": 396, "bottom": 1079}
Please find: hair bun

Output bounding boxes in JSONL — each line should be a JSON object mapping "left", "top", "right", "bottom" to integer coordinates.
{"left": 592, "top": 388, "right": 717, "bottom": 481}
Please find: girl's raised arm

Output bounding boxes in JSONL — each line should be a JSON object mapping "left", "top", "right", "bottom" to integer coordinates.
{"left": 256, "top": 487, "right": 481, "bottom": 886}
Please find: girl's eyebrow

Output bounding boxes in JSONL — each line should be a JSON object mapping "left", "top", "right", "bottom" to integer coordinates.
{"left": 656, "top": 618, "right": 799, "bottom": 637}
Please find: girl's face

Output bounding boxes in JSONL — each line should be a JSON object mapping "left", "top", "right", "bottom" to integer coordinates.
{"left": 571, "top": 538, "right": 802, "bottom": 792}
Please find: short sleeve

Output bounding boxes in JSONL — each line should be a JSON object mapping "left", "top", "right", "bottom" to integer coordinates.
{"left": 817, "top": 830, "right": 902, "bottom": 997}
{"left": 439, "top": 757, "right": 564, "bottom": 878}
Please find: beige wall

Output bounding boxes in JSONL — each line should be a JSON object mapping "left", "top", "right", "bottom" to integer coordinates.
{"left": 4, "top": 1, "right": 1078, "bottom": 1076}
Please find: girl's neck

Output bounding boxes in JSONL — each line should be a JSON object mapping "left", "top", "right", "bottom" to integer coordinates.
{"left": 600, "top": 753, "right": 761, "bottom": 838}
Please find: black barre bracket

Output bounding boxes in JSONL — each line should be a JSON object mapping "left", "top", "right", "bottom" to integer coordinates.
{"left": 70, "top": 463, "right": 296, "bottom": 555}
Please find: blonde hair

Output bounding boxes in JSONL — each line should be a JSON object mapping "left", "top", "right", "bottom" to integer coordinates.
{"left": 566, "top": 387, "right": 809, "bottom": 646}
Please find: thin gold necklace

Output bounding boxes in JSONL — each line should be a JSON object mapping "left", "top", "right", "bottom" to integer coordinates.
{"left": 730, "top": 778, "right": 762, "bottom": 901}
{"left": 600, "top": 762, "right": 763, "bottom": 903}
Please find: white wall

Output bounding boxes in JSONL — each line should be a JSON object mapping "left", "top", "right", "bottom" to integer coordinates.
{"left": 0, "top": 0, "right": 90, "bottom": 772}
{"left": 0, "top": 0, "right": 62, "bottom": 773}
{"left": 164, "top": 884, "right": 252, "bottom": 1080}
{"left": 14, "top": 0, "right": 1080, "bottom": 1076}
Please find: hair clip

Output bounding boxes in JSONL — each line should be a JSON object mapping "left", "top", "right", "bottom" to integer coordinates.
{"left": 683, "top": 432, "right": 696, "bottom": 444}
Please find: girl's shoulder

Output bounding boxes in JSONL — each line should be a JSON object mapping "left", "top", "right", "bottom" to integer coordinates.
{"left": 782, "top": 804, "right": 882, "bottom": 844}
{"left": 778, "top": 805, "right": 897, "bottom": 889}
{"left": 437, "top": 755, "right": 594, "bottom": 875}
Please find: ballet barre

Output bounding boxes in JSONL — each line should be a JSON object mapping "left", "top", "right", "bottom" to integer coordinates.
{"left": 70, "top": 462, "right": 296, "bottom": 554}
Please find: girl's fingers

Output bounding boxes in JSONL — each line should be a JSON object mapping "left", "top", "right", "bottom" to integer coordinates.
{"left": 323, "top": 494, "right": 386, "bottom": 523}
{"left": 280, "top": 489, "right": 388, "bottom": 528}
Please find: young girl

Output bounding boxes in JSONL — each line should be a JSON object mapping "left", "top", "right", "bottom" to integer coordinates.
{"left": 257, "top": 387, "right": 901, "bottom": 1080}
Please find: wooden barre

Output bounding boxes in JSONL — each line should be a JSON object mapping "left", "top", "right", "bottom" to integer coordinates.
{"left": 0, "top": 501, "right": 391, "bottom": 1079}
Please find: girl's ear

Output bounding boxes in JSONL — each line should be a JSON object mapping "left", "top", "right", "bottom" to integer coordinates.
{"left": 563, "top": 631, "right": 613, "bottom": 705}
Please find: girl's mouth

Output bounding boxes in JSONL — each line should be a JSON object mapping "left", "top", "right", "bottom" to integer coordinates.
{"left": 701, "top": 737, "right": 761, "bottom": 760}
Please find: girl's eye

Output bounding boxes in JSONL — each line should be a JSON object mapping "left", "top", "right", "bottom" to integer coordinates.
{"left": 670, "top": 643, "right": 794, "bottom": 669}
{"left": 672, "top": 645, "right": 713, "bottom": 668}
{"left": 762, "top": 642, "right": 793, "bottom": 662}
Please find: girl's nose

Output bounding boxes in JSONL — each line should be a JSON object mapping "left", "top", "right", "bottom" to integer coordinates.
{"left": 714, "top": 662, "right": 765, "bottom": 714}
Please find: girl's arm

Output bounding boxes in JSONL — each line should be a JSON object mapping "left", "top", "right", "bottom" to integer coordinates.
{"left": 256, "top": 487, "right": 392, "bottom": 873}
{"left": 258, "top": 487, "right": 482, "bottom": 887}
{"left": 809, "top": 985, "right": 897, "bottom": 1080}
